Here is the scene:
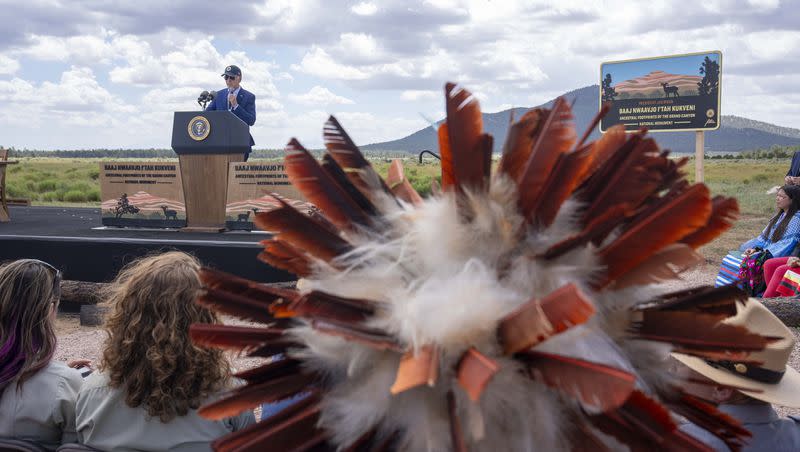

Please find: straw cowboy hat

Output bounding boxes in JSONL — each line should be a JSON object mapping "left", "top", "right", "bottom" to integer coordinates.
{"left": 672, "top": 299, "right": 800, "bottom": 408}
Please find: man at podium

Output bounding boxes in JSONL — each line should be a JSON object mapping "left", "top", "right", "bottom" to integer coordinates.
{"left": 206, "top": 65, "right": 256, "bottom": 161}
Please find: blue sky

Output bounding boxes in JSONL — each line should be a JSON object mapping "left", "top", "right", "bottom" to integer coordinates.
{"left": 0, "top": 0, "right": 797, "bottom": 150}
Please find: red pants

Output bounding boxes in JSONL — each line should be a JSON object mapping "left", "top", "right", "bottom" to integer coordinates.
{"left": 763, "top": 256, "right": 792, "bottom": 298}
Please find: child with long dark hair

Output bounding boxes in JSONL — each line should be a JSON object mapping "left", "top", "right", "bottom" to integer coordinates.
{"left": 0, "top": 259, "right": 83, "bottom": 450}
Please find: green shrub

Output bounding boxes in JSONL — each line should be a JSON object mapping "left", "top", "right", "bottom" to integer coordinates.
{"left": 37, "top": 180, "right": 58, "bottom": 192}
{"left": 63, "top": 190, "right": 88, "bottom": 202}
{"left": 86, "top": 188, "right": 101, "bottom": 202}
{"left": 752, "top": 174, "right": 770, "bottom": 182}
{"left": 41, "top": 191, "right": 58, "bottom": 202}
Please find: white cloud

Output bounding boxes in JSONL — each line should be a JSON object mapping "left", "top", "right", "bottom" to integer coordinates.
{"left": 351, "top": 2, "right": 378, "bottom": 16}
{"left": 289, "top": 86, "right": 354, "bottom": 106}
{"left": 0, "top": 54, "right": 20, "bottom": 75}
{"left": 401, "top": 90, "right": 438, "bottom": 101}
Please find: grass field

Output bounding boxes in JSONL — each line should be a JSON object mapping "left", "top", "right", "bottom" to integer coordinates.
{"left": 4, "top": 156, "right": 786, "bottom": 266}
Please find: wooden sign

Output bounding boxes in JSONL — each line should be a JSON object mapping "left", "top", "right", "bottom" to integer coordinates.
{"left": 225, "top": 162, "right": 314, "bottom": 230}
{"left": 99, "top": 162, "right": 186, "bottom": 228}
{"left": 600, "top": 51, "right": 722, "bottom": 132}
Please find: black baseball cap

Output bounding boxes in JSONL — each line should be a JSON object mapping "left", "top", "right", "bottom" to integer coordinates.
{"left": 222, "top": 65, "right": 242, "bottom": 77}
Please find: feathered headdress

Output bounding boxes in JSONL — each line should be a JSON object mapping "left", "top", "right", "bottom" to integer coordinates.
{"left": 191, "top": 83, "right": 765, "bottom": 452}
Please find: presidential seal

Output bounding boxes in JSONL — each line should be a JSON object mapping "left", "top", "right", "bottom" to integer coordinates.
{"left": 188, "top": 116, "right": 211, "bottom": 141}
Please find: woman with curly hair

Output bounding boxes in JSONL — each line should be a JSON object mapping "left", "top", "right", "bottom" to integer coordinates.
{"left": 75, "top": 252, "right": 254, "bottom": 451}
{"left": 0, "top": 259, "right": 83, "bottom": 450}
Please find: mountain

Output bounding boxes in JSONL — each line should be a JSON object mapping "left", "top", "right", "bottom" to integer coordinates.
{"left": 362, "top": 85, "right": 800, "bottom": 154}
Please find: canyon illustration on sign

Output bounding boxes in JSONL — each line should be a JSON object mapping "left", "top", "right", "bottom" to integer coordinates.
{"left": 599, "top": 51, "right": 722, "bottom": 132}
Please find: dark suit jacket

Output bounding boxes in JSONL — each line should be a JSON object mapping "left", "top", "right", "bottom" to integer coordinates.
{"left": 206, "top": 87, "right": 256, "bottom": 147}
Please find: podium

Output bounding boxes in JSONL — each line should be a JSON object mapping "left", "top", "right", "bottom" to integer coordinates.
{"left": 171, "top": 111, "right": 250, "bottom": 232}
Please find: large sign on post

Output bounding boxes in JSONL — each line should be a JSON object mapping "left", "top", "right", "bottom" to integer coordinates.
{"left": 600, "top": 51, "right": 721, "bottom": 132}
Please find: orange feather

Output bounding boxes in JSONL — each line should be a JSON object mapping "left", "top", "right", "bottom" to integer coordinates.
{"left": 189, "top": 324, "right": 286, "bottom": 353}
{"left": 438, "top": 122, "right": 455, "bottom": 190}
{"left": 596, "top": 184, "right": 712, "bottom": 288}
{"left": 386, "top": 159, "right": 424, "bottom": 206}
{"left": 456, "top": 347, "right": 499, "bottom": 401}
{"left": 257, "top": 239, "right": 313, "bottom": 277}
{"left": 498, "top": 109, "right": 543, "bottom": 182}
{"left": 390, "top": 345, "right": 439, "bottom": 394}
{"left": 611, "top": 244, "right": 704, "bottom": 290}
{"left": 668, "top": 393, "right": 750, "bottom": 451}
{"left": 444, "top": 82, "right": 490, "bottom": 191}
{"left": 196, "top": 288, "right": 285, "bottom": 325}
{"left": 289, "top": 290, "right": 376, "bottom": 324}
{"left": 681, "top": 196, "right": 740, "bottom": 249}
{"left": 516, "top": 98, "right": 576, "bottom": 220}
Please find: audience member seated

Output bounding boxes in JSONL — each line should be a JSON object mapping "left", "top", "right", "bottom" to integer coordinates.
{"left": 0, "top": 259, "right": 83, "bottom": 450}
{"left": 74, "top": 252, "right": 254, "bottom": 451}
{"left": 716, "top": 185, "right": 800, "bottom": 294}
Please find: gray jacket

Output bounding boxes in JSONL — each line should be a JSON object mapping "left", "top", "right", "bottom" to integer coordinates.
{"left": 0, "top": 361, "right": 83, "bottom": 450}
{"left": 76, "top": 371, "right": 255, "bottom": 452}
{"left": 681, "top": 403, "right": 800, "bottom": 452}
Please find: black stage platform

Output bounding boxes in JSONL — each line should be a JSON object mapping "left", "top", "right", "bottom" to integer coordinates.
{"left": 0, "top": 206, "right": 294, "bottom": 283}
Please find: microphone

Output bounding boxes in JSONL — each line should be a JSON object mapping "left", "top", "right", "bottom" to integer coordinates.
{"left": 197, "top": 90, "right": 209, "bottom": 107}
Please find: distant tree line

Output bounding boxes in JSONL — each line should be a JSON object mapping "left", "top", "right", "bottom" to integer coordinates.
{"left": 2, "top": 147, "right": 416, "bottom": 160}
{"left": 707, "top": 145, "right": 800, "bottom": 160}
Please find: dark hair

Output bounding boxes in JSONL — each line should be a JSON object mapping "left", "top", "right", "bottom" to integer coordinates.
{"left": 0, "top": 260, "right": 60, "bottom": 391}
{"left": 761, "top": 185, "right": 800, "bottom": 243}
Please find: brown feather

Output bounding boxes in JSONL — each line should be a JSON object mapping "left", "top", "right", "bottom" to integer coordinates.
{"left": 582, "top": 137, "right": 665, "bottom": 222}
{"left": 386, "top": 159, "right": 424, "bottom": 206}
{"left": 681, "top": 196, "right": 740, "bottom": 249}
{"left": 321, "top": 153, "right": 378, "bottom": 216}
{"left": 289, "top": 290, "right": 376, "bottom": 324}
{"left": 456, "top": 347, "right": 500, "bottom": 401}
{"left": 541, "top": 204, "right": 632, "bottom": 259}
{"left": 444, "top": 82, "right": 490, "bottom": 191}
{"left": 324, "top": 115, "right": 393, "bottom": 197}
{"left": 189, "top": 324, "right": 285, "bottom": 353}
{"left": 596, "top": 184, "right": 712, "bottom": 288}
{"left": 631, "top": 310, "right": 776, "bottom": 351}
{"left": 668, "top": 393, "right": 750, "bottom": 451}
{"left": 196, "top": 288, "right": 284, "bottom": 325}
{"left": 498, "top": 283, "right": 595, "bottom": 355}
{"left": 520, "top": 351, "right": 636, "bottom": 412}
{"left": 310, "top": 319, "right": 403, "bottom": 352}
{"left": 390, "top": 345, "right": 439, "bottom": 394}
{"left": 199, "top": 373, "right": 318, "bottom": 421}
{"left": 234, "top": 358, "right": 302, "bottom": 384}
{"left": 584, "top": 124, "right": 627, "bottom": 177}
{"left": 498, "top": 109, "right": 543, "bottom": 182}
{"left": 575, "top": 102, "right": 611, "bottom": 150}
{"left": 447, "top": 391, "right": 467, "bottom": 452}
{"left": 529, "top": 142, "right": 595, "bottom": 227}
{"left": 284, "top": 138, "right": 372, "bottom": 230}
{"left": 199, "top": 267, "right": 299, "bottom": 306}
{"left": 258, "top": 240, "right": 313, "bottom": 277}
{"left": 254, "top": 199, "right": 353, "bottom": 263}
{"left": 213, "top": 394, "right": 328, "bottom": 452}
{"left": 516, "top": 98, "right": 576, "bottom": 219}
{"left": 648, "top": 284, "right": 746, "bottom": 316}
{"left": 612, "top": 244, "right": 704, "bottom": 290}
{"left": 578, "top": 131, "right": 645, "bottom": 206}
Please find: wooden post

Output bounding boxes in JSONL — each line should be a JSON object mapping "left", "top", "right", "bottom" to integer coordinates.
{"left": 695, "top": 130, "right": 705, "bottom": 183}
